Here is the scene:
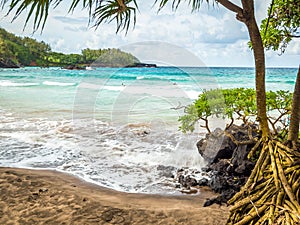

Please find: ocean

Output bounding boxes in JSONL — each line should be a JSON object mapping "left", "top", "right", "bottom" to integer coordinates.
{"left": 0, "top": 66, "right": 298, "bottom": 194}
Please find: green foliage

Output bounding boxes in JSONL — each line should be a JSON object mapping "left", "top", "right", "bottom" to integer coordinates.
{"left": 86, "top": 48, "right": 139, "bottom": 67}
{"left": 266, "top": 90, "right": 292, "bottom": 136}
{"left": 266, "top": 90, "right": 292, "bottom": 111}
{"left": 0, "top": 27, "right": 51, "bottom": 66}
{"left": 0, "top": 27, "right": 139, "bottom": 67}
{"left": 179, "top": 88, "right": 292, "bottom": 133}
{"left": 1, "top": 0, "right": 138, "bottom": 33}
{"left": 82, "top": 48, "right": 103, "bottom": 63}
{"left": 178, "top": 104, "right": 198, "bottom": 132}
{"left": 93, "top": 0, "right": 138, "bottom": 33}
{"left": 260, "top": 0, "right": 300, "bottom": 53}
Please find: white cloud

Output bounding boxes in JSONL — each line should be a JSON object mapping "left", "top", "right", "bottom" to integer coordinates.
{"left": 0, "top": 0, "right": 298, "bottom": 67}
{"left": 286, "top": 39, "right": 300, "bottom": 55}
{"left": 51, "top": 38, "right": 65, "bottom": 50}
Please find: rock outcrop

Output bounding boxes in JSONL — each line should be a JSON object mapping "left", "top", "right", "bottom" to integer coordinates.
{"left": 62, "top": 65, "right": 85, "bottom": 70}
{"left": 176, "top": 124, "right": 261, "bottom": 206}
{"left": 0, "top": 59, "right": 19, "bottom": 68}
{"left": 125, "top": 63, "right": 157, "bottom": 68}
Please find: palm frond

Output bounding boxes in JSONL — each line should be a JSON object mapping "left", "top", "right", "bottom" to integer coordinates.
{"left": 68, "top": 0, "right": 95, "bottom": 18}
{"left": 93, "top": 0, "right": 138, "bottom": 34}
{"left": 1, "top": 0, "right": 57, "bottom": 32}
{"left": 154, "top": 0, "right": 210, "bottom": 11}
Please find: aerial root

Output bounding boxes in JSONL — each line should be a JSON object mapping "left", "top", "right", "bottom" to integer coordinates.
{"left": 227, "top": 139, "right": 300, "bottom": 225}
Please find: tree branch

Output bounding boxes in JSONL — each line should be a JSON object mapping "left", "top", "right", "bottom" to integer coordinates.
{"left": 216, "top": 0, "right": 243, "bottom": 14}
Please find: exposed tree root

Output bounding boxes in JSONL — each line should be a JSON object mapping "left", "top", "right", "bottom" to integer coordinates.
{"left": 227, "top": 139, "right": 300, "bottom": 225}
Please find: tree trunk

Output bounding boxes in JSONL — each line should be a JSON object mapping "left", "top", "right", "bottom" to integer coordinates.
{"left": 217, "top": 0, "right": 269, "bottom": 137}
{"left": 287, "top": 66, "right": 300, "bottom": 144}
{"left": 242, "top": 0, "right": 269, "bottom": 138}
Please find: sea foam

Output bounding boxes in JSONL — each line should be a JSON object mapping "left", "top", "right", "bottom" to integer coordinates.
{"left": 43, "top": 81, "right": 77, "bottom": 86}
{"left": 0, "top": 80, "right": 39, "bottom": 87}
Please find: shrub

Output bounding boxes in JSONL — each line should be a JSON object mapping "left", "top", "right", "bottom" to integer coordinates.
{"left": 179, "top": 88, "right": 292, "bottom": 135}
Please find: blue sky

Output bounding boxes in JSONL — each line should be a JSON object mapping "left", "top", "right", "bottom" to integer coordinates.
{"left": 0, "top": 1, "right": 299, "bottom": 67}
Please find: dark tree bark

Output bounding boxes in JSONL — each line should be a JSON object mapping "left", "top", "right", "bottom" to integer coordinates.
{"left": 218, "top": 0, "right": 270, "bottom": 138}
{"left": 288, "top": 66, "right": 300, "bottom": 146}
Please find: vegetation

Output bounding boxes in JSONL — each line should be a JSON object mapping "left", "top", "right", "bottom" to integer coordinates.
{"left": 179, "top": 88, "right": 292, "bottom": 135}
{"left": 260, "top": 0, "right": 300, "bottom": 54}
{"left": 0, "top": 27, "right": 50, "bottom": 66}
{"left": 0, "top": 28, "right": 139, "bottom": 67}
{"left": 260, "top": 0, "right": 300, "bottom": 147}
{"left": 1, "top": 0, "right": 299, "bottom": 224}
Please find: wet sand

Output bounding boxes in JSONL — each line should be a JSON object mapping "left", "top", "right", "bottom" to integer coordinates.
{"left": 0, "top": 167, "right": 228, "bottom": 224}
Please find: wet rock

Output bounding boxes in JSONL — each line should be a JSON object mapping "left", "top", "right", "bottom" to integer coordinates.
{"left": 208, "top": 175, "right": 229, "bottom": 193}
{"left": 231, "top": 145, "right": 255, "bottom": 175}
{"left": 197, "top": 128, "right": 236, "bottom": 164}
{"left": 175, "top": 168, "right": 206, "bottom": 191}
{"left": 197, "top": 124, "right": 260, "bottom": 206}
{"left": 178, "top": 175, "right": 198, "bottom": 189}
{"left": 156, "top": 165, "right": 176, "bottom": 178}
{"left": 198, "top": 178, "right": 209, "bottom": 186}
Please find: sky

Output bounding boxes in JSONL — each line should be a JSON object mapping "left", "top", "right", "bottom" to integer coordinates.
{"left": 0, "top": 0, "right": 299, "bottom": 67}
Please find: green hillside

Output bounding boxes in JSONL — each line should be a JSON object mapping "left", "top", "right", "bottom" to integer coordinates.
{"left": 0, "top": 28, "right": 139, "bottom": 68}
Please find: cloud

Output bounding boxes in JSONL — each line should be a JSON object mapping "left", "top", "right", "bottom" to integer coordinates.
{"left": 286, "top": 39, "right": 300, "bottom": 55}
{"left": 53, "top": 16, "right": 89, "bottom": 25}
{"left": 0, "top": 0, "right": 298, "bottom": 67}
{"left": 51, "top": 38, "right": 65, "bottom": 50}
{"left": 63, "top": 26, "right": 88, "bottom": 32}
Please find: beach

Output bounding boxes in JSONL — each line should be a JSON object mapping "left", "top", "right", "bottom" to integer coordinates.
{"left": 0, "top": 67, "right": 297, "bottom": 195}
{"left": 0, "top": 167, "right": 229, "bottom": 224}
{"left": 0, "top": 67, "right": 297, "bottom": 224}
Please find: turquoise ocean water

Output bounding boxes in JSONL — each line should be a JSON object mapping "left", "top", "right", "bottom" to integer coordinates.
{"left": 0, "top": 66, "right": 298, "bottom": 194}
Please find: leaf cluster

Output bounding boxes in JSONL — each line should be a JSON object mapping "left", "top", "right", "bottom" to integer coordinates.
{"left": 179, "top": 88, "right": 292, "bottom": 134}
{"left": 154, "top": 0, "right": 210, "bottom": 12}
{"left": 1, "top": 0, "right": 139, "bottom": 33}
{"left": 266, "top": 90, "right": 292, "bottom": 136}
{"left": 260, "top": 0, "right": 300, "bottom": 53}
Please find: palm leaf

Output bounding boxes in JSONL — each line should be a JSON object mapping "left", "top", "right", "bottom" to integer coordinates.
{"left": 93, "top": 0, "right": 138, "bottom": 34}
{"left": 154, "top": 0, "right": 210, "bottom": 11}
{"left": 2, "top": 0, "right": 55, "bottom": 32}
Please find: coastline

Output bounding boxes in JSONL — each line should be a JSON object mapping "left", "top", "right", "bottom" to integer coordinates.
{"left": 0, "top": 167, "right": 229, "bottom": 224}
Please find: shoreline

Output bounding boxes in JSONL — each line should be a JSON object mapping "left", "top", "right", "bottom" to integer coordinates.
{"left": 0, "top": 167, "right": 229, "bottom": 224}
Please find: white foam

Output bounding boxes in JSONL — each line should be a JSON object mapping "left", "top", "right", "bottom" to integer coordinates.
{"left": 0, "top": 80, "right": 39, "bottom": 87}
{"left": 103, "top": 85, "right": 126, "bottom": 91}
{"left": 136, "top": 76, "right": 145, "bottom": 80}
{"left": 43, "top": 81, "right": 77, "bottom": 86}
{"left": 184, "top": 90, "right": 201, "bottom": 99}
{"left": 0, "top": 101, "right": 205, "bottom": 195}
{"left": 78, "top": 82, "right": 102, "bottom": 90}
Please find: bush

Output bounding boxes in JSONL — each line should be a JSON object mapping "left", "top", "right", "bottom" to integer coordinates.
{"left": 179, "top": 88, "right": 292, "bottom": 135}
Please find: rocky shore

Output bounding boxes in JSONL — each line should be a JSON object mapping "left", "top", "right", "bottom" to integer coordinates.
{"left": 175, "top": 124, "right": 260, "bottom": 206}
{"left": 0, "top": 59, "right": 19, "bottom": 68}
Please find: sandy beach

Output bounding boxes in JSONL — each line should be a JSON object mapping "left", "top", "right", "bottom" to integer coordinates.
{"left": 0, "top": 167, "right": 229, "bottom": 224}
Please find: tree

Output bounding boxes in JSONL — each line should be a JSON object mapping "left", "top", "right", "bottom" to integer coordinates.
{"left": 260, "top": 0, "right": 300, "bottom": 147}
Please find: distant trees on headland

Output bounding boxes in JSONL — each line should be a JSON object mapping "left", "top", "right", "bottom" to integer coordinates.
{"left": 0, "top": 28, "right": 139, "bottom": 68}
